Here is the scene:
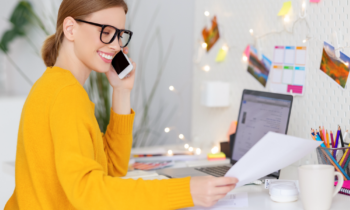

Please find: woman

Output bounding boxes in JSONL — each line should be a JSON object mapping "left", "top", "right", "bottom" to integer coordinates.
{"left": 5, "top": 0, "right": 238, "bottom": 209}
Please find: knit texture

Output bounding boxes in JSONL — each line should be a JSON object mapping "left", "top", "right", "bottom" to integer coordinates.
{"left": 4, "top": 66, "right": 194, "bottom": 210}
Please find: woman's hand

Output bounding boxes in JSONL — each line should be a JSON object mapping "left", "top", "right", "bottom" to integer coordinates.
{"left": 190, "top": 176, "right": 238, "bottom": 208}
{"left": 105, "top": 47, "right": 136, "bottom": 91}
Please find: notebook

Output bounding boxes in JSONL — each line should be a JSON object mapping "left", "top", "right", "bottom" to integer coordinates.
{"left": 335, "top": 180, "right": 350, "bottom": 196}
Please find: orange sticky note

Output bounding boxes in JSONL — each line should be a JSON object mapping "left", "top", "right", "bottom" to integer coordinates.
{"left": 226, "top": 121, "right": 237, "bottom": 140}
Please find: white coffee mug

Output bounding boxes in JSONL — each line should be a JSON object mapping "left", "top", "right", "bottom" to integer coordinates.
{"left": 298, "top": 165, "right": 344, "bottom": 210}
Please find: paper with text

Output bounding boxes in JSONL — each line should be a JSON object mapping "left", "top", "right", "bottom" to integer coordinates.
{"left": 225, "top": 132, "right": 321, "bottom": 187}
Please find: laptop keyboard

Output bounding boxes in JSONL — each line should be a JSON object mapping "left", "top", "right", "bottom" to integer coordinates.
{"left": 194, "top": 165, "right": 231, "bottom": 177}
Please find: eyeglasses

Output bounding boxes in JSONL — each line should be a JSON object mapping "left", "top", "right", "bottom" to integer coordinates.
{"left": 75, "top": 19, "right": 133, "bottom": 48}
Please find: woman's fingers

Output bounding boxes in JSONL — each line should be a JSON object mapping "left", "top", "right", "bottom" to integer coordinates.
{"left": 213, "top": 184, "right": 236, "bottom": 195}
{"left": 213, "top": 177, "right": 239, "bottom": 187}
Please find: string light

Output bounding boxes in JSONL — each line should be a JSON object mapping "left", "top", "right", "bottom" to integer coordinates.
{"left": 284, "top": 15, "right": 290, "bottom": 22}
{"left": 242, "top": 55, "right": 248, "bottom": 62}
{"left": 203, "top": 65, "right": 210, "bottom": 72}
{"left": 179, "top": 134, "right": 184, "bottom": 140}
{"left": 302, "top": 1, "right": 306, "bottom": 11}
{"left": 222, "top": 45, "right": 229, "bottom": 51}
{"left": 164, "top": 127, "right": 170, "bottom": 133}
{"left": 249, "top": 29, "right": 253, "bottom": 35}
{"left": 189, "top": 147, "right": 194, "bottom": 152}
{"left": 204, "top": 11, "right": 210, "bottom": 16}
{"left": 184, "top": 144, "right": 189, "bottom": 149}
{"left": 167, "top": 150, "right": 173, "bottom": 155}
{"left": 202, "top": 42, "right": 208, "bottom": 49}
{"left": 211, "top": 146, "right": 219, "bottom": 154}
{"left": 345, "top": 62, "right": 349, "bottom": 67}
{"left": 169, "top": 86, "right": 175, "bottom": 91}
{"left": 195, "top": 148, "right": 201, "bottom": 155}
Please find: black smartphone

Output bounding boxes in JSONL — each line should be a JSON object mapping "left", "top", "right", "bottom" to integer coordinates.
{"left": 111, "top": 51, "right": 133, "bottom": 79}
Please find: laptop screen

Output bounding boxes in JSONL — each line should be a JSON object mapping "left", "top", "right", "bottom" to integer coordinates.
{"left": 231, "top": 92, "right": 292, "bottom": 162}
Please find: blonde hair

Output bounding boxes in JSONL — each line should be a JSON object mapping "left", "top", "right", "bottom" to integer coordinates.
{"left": 41, "top": 0, "right": 128, "bottom": 67}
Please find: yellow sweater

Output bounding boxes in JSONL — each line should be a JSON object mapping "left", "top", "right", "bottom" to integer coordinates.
{"left": 5, "top": 66, "right": 194, "bottom": 210}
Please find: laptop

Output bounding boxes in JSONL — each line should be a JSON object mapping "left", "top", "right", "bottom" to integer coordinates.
{"left": 157, "top": 89, "right": 293, "bottom": 178}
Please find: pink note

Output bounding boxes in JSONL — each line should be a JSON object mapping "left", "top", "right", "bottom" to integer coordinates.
{"left": 310, "top": 0, "right": 320, "bottom": 2}
{"left": 287, "top": 85, "right": 303, "bottom": 94}
{"left": 244, "top": 45, "right": 250, "bottom": 57}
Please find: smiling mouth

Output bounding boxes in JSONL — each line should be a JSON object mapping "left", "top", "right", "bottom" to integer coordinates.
{"left": 97, "top": 51, "right": 115, "bottom": 63}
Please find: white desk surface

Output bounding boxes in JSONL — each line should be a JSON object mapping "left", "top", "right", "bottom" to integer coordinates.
{"left": 3, "top": 156, "right": 350, "bottom": 209}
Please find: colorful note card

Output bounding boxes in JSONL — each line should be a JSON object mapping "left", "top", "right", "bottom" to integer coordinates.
{"left": 319, "top": 42, "right": 350, "bottom": 88}
{"left": 270, "top": 45, "right": 307, "bottom": 95}
{"left": 216, "top": 48, "right": 227, "bottom": 62}
{"left": 278, "top": 1, "right": 292, "bottom": 16}
{"left": 310, "top": 0, "right": 320, "bottom": 2}
{"left": 244, "top": 45, "right": 250, "bottom": 58}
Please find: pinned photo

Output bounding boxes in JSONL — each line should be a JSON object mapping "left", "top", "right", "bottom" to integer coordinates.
{"left": 202, "top": 16, "right": 220, "bottom": 52}
{"left": 247, "top": 45, "right": 272, "bottom": 87}
{"left": 320, "top": 41, "right": 350, "bottom": 88}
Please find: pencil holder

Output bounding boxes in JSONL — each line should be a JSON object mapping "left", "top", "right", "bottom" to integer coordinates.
{"left": 316, "top": 145, "right": 350, "bottom": 180}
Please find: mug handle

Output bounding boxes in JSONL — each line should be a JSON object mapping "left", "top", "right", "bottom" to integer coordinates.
{"left": 333, "top": 172, "right": 344, "bottom": 197}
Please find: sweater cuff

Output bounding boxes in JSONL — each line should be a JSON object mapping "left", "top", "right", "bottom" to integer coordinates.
{"left": 165, "top": 177, "right": 194, "bottom": 209}
{"left": 109, "top": 108, "right": 135, "bottom": 134}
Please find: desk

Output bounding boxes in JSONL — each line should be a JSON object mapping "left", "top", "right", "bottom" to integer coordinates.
{"left": 3, "top": 157, "right": 350, "bottom": 209}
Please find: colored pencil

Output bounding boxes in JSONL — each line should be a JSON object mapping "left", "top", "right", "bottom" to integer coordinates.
{"left": 315, "top": 135, "right": 350, "bottom": 180}
{"left": 326, "top": 130, "right": 330, "bottom": 148}
{"left": 331, "top": 131, "right": 335, "bottom": 148}
{"left": 339, "top": 125, "right": 345, "bottom": 148}
{"left": 319, "top": 126, "right": 324, "bottom": 141}
{"left": 311, "top": 129, "right": 316, "bottom": 140}
{"left": 323, "top": 126, "right": 327, "bottom": 145}
{"left": 335, "top": 129, "right": 340, "bottom": 158}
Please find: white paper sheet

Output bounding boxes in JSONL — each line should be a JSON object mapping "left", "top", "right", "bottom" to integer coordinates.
{"left": 183, "top": 192, "right": 248, "bottom": 210}
{"left": 225, "top": 132, "right": 321, "bottom": 187}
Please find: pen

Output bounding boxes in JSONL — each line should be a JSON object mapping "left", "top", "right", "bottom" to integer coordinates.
{"left": 330, "top": 131, "right": 335, "bottom": 156}
{"left": 339, "top": 125, "right": 345, "bottom": 148}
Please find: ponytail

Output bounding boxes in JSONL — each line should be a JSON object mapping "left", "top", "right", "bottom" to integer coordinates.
{"left": 41, "top": 0, "right": 128, "bottom": 67}
{"left": 41, "top": 34, "right": 59, "bottom": 67}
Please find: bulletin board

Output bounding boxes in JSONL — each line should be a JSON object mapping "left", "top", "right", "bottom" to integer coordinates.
{"left": 191, "top": 0, "right": 350, "bottom": 162}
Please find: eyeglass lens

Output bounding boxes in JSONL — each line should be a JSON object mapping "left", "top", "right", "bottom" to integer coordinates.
{"left": 101, "top": 26, "right": 130, "bottom": 47}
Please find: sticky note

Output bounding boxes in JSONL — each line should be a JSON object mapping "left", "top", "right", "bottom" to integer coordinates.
{"left": 310, "top": 0, "right": 320, "bottom": 2}
{"left": 278, "top": 1, "right": 292, "bottom": 16}
{"left": 216, "top": 48, "right": 227, "bottom": 62}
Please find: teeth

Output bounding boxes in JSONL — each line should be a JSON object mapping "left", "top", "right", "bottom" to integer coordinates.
{"left": 99, "top": 52, "right": 113, "bottom": 60}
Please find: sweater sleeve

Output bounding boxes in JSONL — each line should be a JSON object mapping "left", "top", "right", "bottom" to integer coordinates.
{"left": 102, "top": 108, "right": 135, "bottom": 177}
{"left": 49, "top": 84, "right": 194, "bottom": 210}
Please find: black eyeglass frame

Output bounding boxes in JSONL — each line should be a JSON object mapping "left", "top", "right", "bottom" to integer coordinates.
{"left": 74, "top": 19, "right": 133, "bottom": 47}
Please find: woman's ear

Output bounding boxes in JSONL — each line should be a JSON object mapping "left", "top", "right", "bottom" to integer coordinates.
{"left": 62, "top": 17, "right": 76, "bottom": 41}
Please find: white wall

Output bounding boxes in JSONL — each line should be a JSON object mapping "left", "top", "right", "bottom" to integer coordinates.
{"left": 191, "top": 0, "right": 350, "bottom": 156}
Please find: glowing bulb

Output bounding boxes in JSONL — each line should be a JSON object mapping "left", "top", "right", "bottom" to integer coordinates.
{"left": 302, "top": 2, "right": 306, "bottom": 9}
{"left": 303, "top": 39, "right": 307, "bottom": 43}
{"left": 169, "top": 86, "right": 175, "bottom": 91}
{"left": 203, "top": 65, "right": 210, "bottom": 72}
{"left": 167, "top": 150, "right": 173, "bottom": 155}
{"left": 204, "top": 11, "right": 210, "bottom": 16}
{"left": 284, "top": 15, "right": 290, "bottom": 22}
{"left": 202, "top": 42, "right": 208, "bottom": 49}
{"left": 179, "top": 134, "right": 184, "bottom": 140}
{"left": 195, "top": 148, "right": 201, "bottom": 155}
{"left": 189, "top": 147, "right": 194, "bottom": 152}
{"left": 249, "top": 29, "right": 253, "bottom": 35}
{"left": 164, "top": 127, "right": 170, "bottom": 133}
{"left": 346, "top": 62, "right": 349, "bottom": 67}
{"left": 222, "top": 45, "right": 229, "bottom": 51}
{"left": 242, "top": 55, "right": 248, "bottom": 62}
{"left": 211, "top": 146, "right": 219, "bottom": 154}
{"left": 184, "top": 144, "right": 189, "bottom": 149}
